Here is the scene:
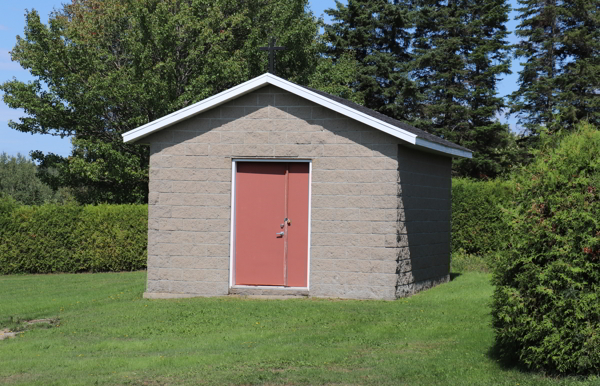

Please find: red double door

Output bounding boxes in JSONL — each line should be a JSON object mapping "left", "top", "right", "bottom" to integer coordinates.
{"left": 235, "top": 162, "right": 309, "bottom": 287}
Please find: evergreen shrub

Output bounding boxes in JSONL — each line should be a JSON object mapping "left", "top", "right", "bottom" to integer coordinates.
{"left": 451, "top": 178, "right": 514, "bottom": 256}
{"left": 491, "top": 123, "right": 600, "bottom": 375}
{"left": 0, "top": 201, "right": 147, "bottom": 274}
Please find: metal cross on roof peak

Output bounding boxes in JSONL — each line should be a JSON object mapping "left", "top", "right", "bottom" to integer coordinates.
{"left": 259, "top": 37, "right": 286, "bottom": 76}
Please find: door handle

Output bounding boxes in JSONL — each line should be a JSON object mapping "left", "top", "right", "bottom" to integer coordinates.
{"left": 276, "top": 232, "right": 284, "bottom": 237}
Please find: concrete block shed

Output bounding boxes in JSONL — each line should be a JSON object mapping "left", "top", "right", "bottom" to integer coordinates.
{"left": 122, "top": 73, "right": 472, "bottom": 300}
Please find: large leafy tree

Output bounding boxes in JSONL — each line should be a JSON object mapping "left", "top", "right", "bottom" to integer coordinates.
{"left": 411, "top": 0, "right": 515, "bottom": 178}
{"left": 1, "top": 0, "right": 319, "bottom": 204}
{"left": 509, "top": 0, "right": 600, "bottom": 132}
{"left": 322, "top": 0, "right": 419, "bottom": 121}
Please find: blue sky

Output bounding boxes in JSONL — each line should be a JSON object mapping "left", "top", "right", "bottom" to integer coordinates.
{"left": 0, "top": 0, "right": 522, "bottom": 158}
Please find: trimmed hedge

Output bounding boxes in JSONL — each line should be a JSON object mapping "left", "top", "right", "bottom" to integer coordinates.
{"left": 491, "top": 123, "right": 600, "bottom": 375}
{"left": 0, "top": 198, "right": 147, "bottom": 274}
{"left": 451, "top": 177, "right": 515, "bottom": 256}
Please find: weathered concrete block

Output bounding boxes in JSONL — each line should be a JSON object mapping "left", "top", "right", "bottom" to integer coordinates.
{"left": 360, "top": 157, "right": 398, "bottom": 170}
{"left": 361, "top": 131, "right": 395, "bottom": 144}
{"left": 182, "top": 269, "right": 228, "bottom": 282}
{"left": 146, "top": 280, "right": 170, "bottom": 293}
{"left": 287, "top": 132, "right": 313, "bottom": 145}
{"left": 312, "top": 182, "right": 363, "bottom": 196}
{"left": 395, "top": 274, "right": 450, "bottom": 298}
{"left": 149, "top": 180, "right": 172, "bottom": 193}
{"left": 274, "top": 93, "right": 308, "bottom": 107}
{"left": 268, "top": 132, "right": 287, "bottom": 144}
{"left": 149, "top": 205, "right": 171, "bottom": 219}
{"left": 170, "top": 257, "right": 228, "bottom": 270}
{"left": 268, "top": 106, "right": 292, "bottom": 119}
{"left": 207, "top": 244, "right": 230, "bottom": 258}
{"left": 360, "top": 183, "right": 398, "bottom": 196}
{"left": 312, "top": 208, "right": 360, "bottom": 222}
{"left": 346, "top": 170, "right": 373, "bottom": 183}
{"left": 243, "top": 132, "right": 269, "bottom": 144}
{"left": 221, "top": 106, "right": 245, "bottom": 119}
{"left": 359, "top": 208, "right": 397, "bottom": 222}
{"left": 170, "top": 280, "right": 228, "bottom": 295}
{"left": 310, "top": 284, "right": 396, "bottom": 300}
{"left": 231, "top": 93, "right": 259, "bottom": 107}
{"left": 371, "top": 222, "right": 397, "bottom": 235}
{"left": 208, "top": 144, "right": 233, "bottom": 156}
{"left": 312, "top": 106, "right": 341, "bottom": 119}
{"left": 185, "top": 144, "right": 210, "bottom": 156}
{"left": 323, "top": 144, "right": 373, "bottom": 157}
{"left": 311, "top": 246, "right": 347, "bottom": 259}
{"left": 195, "top": 131, "right": 221, "bottom": 144}
{"left": 314, "top": 157, "right": 363, "bottom": 171}
{"left": 287, "top": 106, "right": 312, "bottom": 120}
{"left": 272, "top": 144, "right": 323, "bottom": 157}
{"left": 257, "top": 93, "right": 275, "bottom": 105}
{"left": 220, "top": 131, "right": 245, "bottom": 144}
{"left": 232, "top": 144, "right": 274, "bottom": 156}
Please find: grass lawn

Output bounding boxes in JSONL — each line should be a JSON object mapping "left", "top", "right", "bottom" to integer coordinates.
{"left": 0, "top": 271, "right": 597, "bottom": 385}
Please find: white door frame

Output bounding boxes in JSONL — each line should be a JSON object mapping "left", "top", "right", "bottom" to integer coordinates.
{"left": 229, "top": 159, "right": 312, "bottom": 290}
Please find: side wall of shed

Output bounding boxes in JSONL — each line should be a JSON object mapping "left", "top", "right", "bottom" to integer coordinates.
{"left": 396, "top": 146, "right": 452, "bottom": 297}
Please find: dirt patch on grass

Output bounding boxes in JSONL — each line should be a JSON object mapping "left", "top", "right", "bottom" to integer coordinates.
{"left": 0, "top": 329, "right": 20, "bottom": 340}
{"left": 0, "top": 318, "right": 59, "bottom": 340}
{"left": 131, "top": 379, "right": 172, "bottom": 386}
{"left": 25, "top": 318, "right": 57, "bottom": 325}
{"left": 0, "top": 373, "right": 36, "bottom": 384}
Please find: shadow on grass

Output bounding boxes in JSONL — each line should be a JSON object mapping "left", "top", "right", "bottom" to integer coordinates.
{"left": 449, "top": 272, "right": 462, "bottom": 281}
{"left": 488, "top": 343, "right": 600, "bottom": 383}
{"left": 486, "top": 338, "right": 542, "bottom": 376}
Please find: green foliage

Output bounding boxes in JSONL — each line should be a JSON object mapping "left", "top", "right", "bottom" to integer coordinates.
{"left": 323, "top": 0, "right": 519, "bottom": 178}
{"left": 307, "top": 52, "right": 365, "bottom": 105}
{"left": 509, "top": 0, "right": 600, "bottom": 132}
{"left": 452, "top": 177, "right": 515, "bottom": 257}
{"left": 0, "top": 152, "right": 56, "bottom": 205}
{"left": 0, "top": 200, "right": 147, "bottom": 274}
{"left": 1, "top": 0, "right": 320, "bottom": 204}
{"left": 450, "top": 248, "right": 490, "bottom": 273}
{"left": 34, "top": 138, "right": 149, "bottom": 204}
{"left": 323, "top": 0, "right": 419, "bottom": 121}
{"left": 411, "top": 0, "right": 515, "bottom": 178}
{"left": 491, "top": 122, "right": 600, "bottom": 375}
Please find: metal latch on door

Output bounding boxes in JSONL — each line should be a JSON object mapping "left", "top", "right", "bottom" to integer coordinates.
{"left": 277, "top": 218, "right": 291, "bottom": 236}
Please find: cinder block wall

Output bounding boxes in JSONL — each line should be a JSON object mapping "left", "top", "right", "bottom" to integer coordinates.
{"left": 396, "top": 146, "right": 452, "bottom": 297}
{"left": 143, "top": 85, "right": 450, "bottom": 300}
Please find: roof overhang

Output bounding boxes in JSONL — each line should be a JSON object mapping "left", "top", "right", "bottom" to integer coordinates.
{"left": 122, "top": 73, "right": 472, "bottom": 158}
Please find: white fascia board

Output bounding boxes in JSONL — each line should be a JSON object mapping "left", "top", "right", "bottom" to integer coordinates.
{"left": 122, "top": 73, "right": 467, "bottom": 158}
{"left": 415, "top": 137, "right": 473, "bottom": 158}
{"left": 123, "top": 73, "right": 417, "bottom": 145}
{"left": 122, "top": 74, "right": 273, "bottom": 143}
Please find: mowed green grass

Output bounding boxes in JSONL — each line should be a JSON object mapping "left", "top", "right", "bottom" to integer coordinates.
{"left": 0, "top": 272, "right": 596, "bottom": 386}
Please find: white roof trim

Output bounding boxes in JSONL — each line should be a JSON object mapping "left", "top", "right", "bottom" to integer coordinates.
{"left": 415, "top": 138, "right": 473, "bottom": 159}
{"left": 122, "top": 73, "right": 472, "bottom": 158}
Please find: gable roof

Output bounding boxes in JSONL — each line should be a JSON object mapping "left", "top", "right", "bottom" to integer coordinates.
{"left": 122, "top": 73, "right": 472, "bottom": 158}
